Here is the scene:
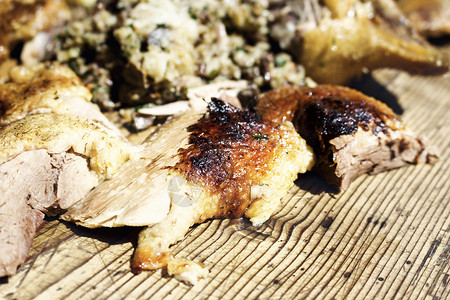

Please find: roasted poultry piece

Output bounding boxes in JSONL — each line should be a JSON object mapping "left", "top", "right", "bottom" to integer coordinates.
{"left": 397, "top": 0, "right": 450, "bottom": 38}
{"left": 0, "top": 63, "right": 134, "bottom": 277}
{"left": 63, "top": 98, "right": 315, "bottom": 284}
{"left": 0, "top": 62, "right": 121, "bottom": 136}
{"left": 0, "top": 114, "right": 134, "bottom": 277}
{"left": 255, "top": 85, "right": 438, "bottom": 190}
{"left": 270, "top": 0, "right": 449, "bottom": 84}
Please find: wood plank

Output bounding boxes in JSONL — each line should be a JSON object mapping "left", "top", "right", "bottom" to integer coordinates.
{"left": 0, "top": 69, "right": 449, "bottom": 299}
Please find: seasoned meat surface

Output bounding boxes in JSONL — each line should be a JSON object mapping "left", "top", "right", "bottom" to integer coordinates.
{"left": 174, "top": 98, "right": 293, "bottom": 218}
{"left": 0, "top": 113, "right": 133, "bottom": 277}
{"left": 133, "top": 99, "right": 314, "bottom": 280}
{"left": 0, "top": 62, "right": 122, "bottom": 137}
{"left": 256, "top": 85, "right": 438, "bottom": 190}
{"left": 0, "top": 113, "right": 133, "bottom": 179}
{"left": 64, "top": 99, "right": 314, "bottom": 284}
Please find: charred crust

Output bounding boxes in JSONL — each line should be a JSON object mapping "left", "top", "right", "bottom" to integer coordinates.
{"left": 399, "top": 139, "right": 409, "bottom": 153}
{"left": 390, "top": 149, "right": 396, "bottom": 160}
{"left": 299, "top": 86, "right": 399, "bottom": 189}
{"left": 293, "top": 86, "right": 398, "bottom": 152}
{"left": 257, "top": 85, "right": 403, "bottom": 190}
{"left": 257, "top": 85, "right": 400, "bottom": 152}
{"left": 172, "top": 98, "right": 281, "bottom": 218}
{"left": 258, "top": 85, "right": 399, "bottom": 145}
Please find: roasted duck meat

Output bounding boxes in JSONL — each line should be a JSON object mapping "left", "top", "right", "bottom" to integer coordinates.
{"left": 397, "top": 0, "right": 450, "bottom": 38}
{"left": 269, "top": 0, "right": 449, "bottom": 84}
{"left": 255, "top": 85, "right": 438, "bottom": 190}
{"left": 0, "top": 62, "right": 134, "bottom": 277}
{"left": 0, "top": 62, "right": 122, "bottom": 136}
{"left": 61, "top": 82, "right": 248, "bottom": 227}
{"left": 63, "top": 98, "right": 315, "bottom": 284}
{"left": 0, "top": 113, "right": 133, "bottom": 277}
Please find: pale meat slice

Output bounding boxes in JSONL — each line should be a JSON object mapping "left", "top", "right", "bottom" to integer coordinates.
{"left": 0, "top": 150, "right": 98, "bottom": 277}
{"left": 0, "top": 150, "right": 50, "bottom": 278}
{"left": 270, "top": 0, "right": 449, "bottom": 84}
{"left": 63, "top": 99, "right": 315, "bottom": 284}
{"left": 62, "top": 111, "right": 201, "bottom": 228}
{"left": 255, "top": 85, "right": 438, "bottom": 190}
{"left": 0, "top": 113, "right": 134, "bottom": 277}
{"left": 0, "top": 62, "right": 122, "bottom": 138}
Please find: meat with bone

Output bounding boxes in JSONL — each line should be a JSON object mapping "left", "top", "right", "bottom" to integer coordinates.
{"left": 269, "top": 0, "right": 449, "bottom": 84}
{"left": 255, "top": 85, "right": 438, "bottom": 190}
{"left": 63, "top": 98, "right": 314, "bottom": 284}
{"left": 0, "top": 113, "right": 134, "bottom": 277}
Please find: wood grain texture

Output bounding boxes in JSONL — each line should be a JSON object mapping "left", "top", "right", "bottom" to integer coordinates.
{"left": 0, "top": 69, "right": 449, "bottom": 300}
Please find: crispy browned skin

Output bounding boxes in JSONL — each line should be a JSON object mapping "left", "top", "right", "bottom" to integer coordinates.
{"left": 173, "top": 98, "right": 281, "bottom": 219}
{"left": 0, "top": 63, "right": 90, "bottom": 123}
{"left": 131, "top": 99, "right": 314, "bottom": 274}
{"left": 252, "top": 86, "right": 301, "bottom": 124}
{"left": 256, "top": 85, "right": 402, "bottom": 147}
{"left": 256, "top": 85, "right": 437, "bottom": 190}
{"left": 132, "top": 99, "right": 284, "bottom": 271}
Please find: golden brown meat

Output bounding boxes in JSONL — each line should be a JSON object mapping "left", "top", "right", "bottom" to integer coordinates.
{"left": 256, "top": 85, "right": 438, "bottom": 190}
{"left": 0, "top": 113, "right": 134, "bottom": 180}
{"left": 270, "top": 0, "right": 449, "bottom": 84}
{"left": 0, "top": 63, "right": 90, "bottom": 121}
{"left": 133, "top": 99, "right": 314, "bottom": 284}
{"left": 0, "top": 62, "right": 123, "bottom": 138}
{"left": 64, "top": 99, "right": 315, "bottom": 284}
{"left": 397, "top": 0, "right": 450, "bottom": 37}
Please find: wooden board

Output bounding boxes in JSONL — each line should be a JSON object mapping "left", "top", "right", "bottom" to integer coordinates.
{"left": 1, "top": 69, "right": 449, "bottom": 299}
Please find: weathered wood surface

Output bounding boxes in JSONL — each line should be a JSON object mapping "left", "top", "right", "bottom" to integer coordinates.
{"left": 0, "top": 69, "right": 449, "bottom": 300}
